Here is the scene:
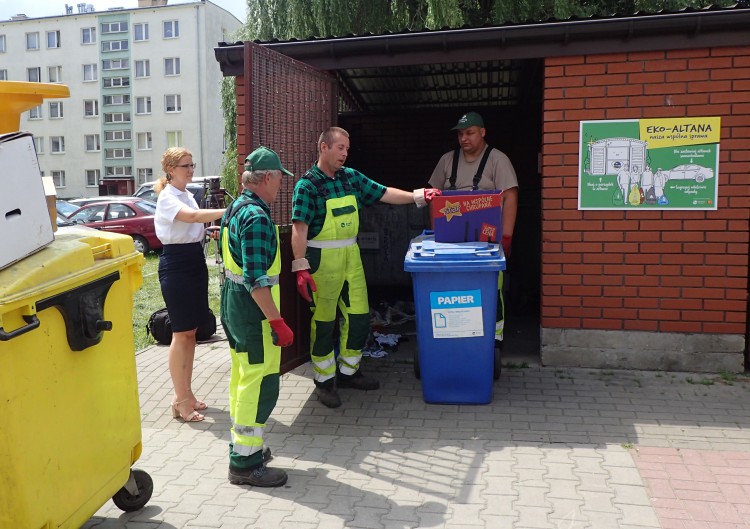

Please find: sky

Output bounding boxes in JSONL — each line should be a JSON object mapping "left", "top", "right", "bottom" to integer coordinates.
{"left": 0, "top": 0, "right": 248, "bottom": 23}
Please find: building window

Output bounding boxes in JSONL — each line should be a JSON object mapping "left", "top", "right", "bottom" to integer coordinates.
{"left": 83, "top": 63, "right": 98, "bottom": 82}
{"left": 104, "top": 94, "right": 130, "bottom": 105}
{"left": 34, "top": 137, "right": 44, "bottom": 153}
{"left": 84, "top": 134, "right": 101, "bottom": 152}
{"left": 166, "top": 130, "right": 182, "bottom": 147}
{"left": 26, "top": 32, "right": 39, "bottom": 50}
{"left": 83, "top": 99, "right": 99, "bottom": 117}
{"left": 134, "top": 23, "right": 149, "bottom": 41}
{"left": 136, "top": 132, "right": 152, "bottom": 150}
{"left": 102, "top": 76, "right": 129, "bottom": 88}
{"left": 137, "top": 168, "right": 153, "bottom": 185}
{"left": 102, "top": 39, "right": 128, "bottom": 52}
{"left": 0, "top": 70, "right": 7, "bottom": 81}
{"left": 164, "top": 57, "right": 180, "bottom": 76}
{"left": 86, "top": 169, "right": 100, "bottom": 186}
{"left": 29, "top": 105, "right": 42, "bottom": 119}
{"left": 0, "top": 35, "right": 6, "bottom": 53}
{"left": 81, "top": 27, "right": 96, "bottom": 44}
{"left": 105, "top": 130, "right": 131, "bottom": 141}
{"left": 134, "top": 60, "right": 150, "bottom": 78}
{"left": 27, "top": 67, "right": 41, "bottom": 83}
{"left": 105, "top": 148, "right": 132, "bottom": 159}
{"left": 135, "top": 96, "right": 151, "bottom": 115}
{"left": 102, "top": 58, "right": 128, "bottom": 71}
{"left": 48, "top": 66, "right": 63, "bottom": 83}
{"left": 52, "top": 170, "right": 66, "bottom": 187}
{"left": 165, "top": 94, "right": 181, "bottom": 113}
{"left": 103, "top": 112, "right": 131, "bottom": 123}
{"left": 46, "top": 30, "right": 61, "bottom": 49}
{"left": 49, "top": 101, "right": 64, "bottom": 118}
{"left": 163, "top": 20, "right": 179, "bottom": 39}
{"left": 50, "top": 136, "right": 65, "bottom": 154}
{"left": 101, "top": 22, "right": 127, "bottom": 34}
{"left": 105, "top": 166, "right": 132, "bottom": 177}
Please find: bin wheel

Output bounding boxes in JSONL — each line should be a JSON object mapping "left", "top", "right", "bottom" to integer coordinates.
{"left": 413, "top": 349, "right": 421, "bottom": 379}
{"left": 493, "top": 344, "right": 502, "bottom": 381}
{"left": 112, "top": 469, "right": 153, "bottom": 512}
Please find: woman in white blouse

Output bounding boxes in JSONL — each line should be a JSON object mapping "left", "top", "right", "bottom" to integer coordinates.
{"left": 154, "top": 147, "right": 225, "bottom": 422}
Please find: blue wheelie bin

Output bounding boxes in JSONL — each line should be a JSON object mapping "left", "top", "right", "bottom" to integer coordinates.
{"left": 404, "top": 233, "right": 505, "bottom": 404}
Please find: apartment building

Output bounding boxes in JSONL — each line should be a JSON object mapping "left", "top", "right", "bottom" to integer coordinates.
{"left": 0, "top": 0, "right": 241, "bottom": 199}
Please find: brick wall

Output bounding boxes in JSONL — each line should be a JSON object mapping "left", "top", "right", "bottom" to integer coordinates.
{"left": 542, "top": 46, "right": 750, "bottom": 338}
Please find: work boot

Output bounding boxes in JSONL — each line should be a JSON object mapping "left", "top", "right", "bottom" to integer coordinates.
{"left": 314, "top": 382, "right": 342, "bottom": 408}
{"left": 228, "top": 464, "right": 288, "bottom": 487}
{"left": 337, "top": 370, "right": 380, "bottom": 390}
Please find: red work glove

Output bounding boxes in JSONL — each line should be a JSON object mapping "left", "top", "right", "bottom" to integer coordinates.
{"left": 295, "top": 270, "right": 317, "bottom": 303}
{"left": 423, "top": 188, "right": 442, "bottom": 203}
{"left": 269, "top": 318, "right": 294, "bottom": 347}
{"left": 501, "top": 235, "right": 512, "bottom": 258}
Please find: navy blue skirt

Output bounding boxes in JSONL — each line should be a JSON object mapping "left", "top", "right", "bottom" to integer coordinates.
{"left": 158, "top": 242, "right": 209, "bottom": 333}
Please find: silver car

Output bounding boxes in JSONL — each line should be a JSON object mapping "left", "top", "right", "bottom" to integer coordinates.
{"left": 665, "top": 164, "right": 714, "bottom": 183}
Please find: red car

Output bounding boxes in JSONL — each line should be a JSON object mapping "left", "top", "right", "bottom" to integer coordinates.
{"left": 67, "top": 198, "right": 162, "bottom": 254}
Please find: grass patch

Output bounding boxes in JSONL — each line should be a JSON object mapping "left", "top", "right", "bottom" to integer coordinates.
{"left": 132, "top": 253, "right": 221, "bottom": 351}
{"left": 503, "top": 361, "right": 529, "bottom": 369}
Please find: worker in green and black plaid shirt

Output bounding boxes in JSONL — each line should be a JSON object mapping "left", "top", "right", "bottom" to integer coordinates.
{"left": 220, "top": 146, "right": 294, "bottom": 488}
{"left": 291, "top": 126, "right": 442, "bottom": 409}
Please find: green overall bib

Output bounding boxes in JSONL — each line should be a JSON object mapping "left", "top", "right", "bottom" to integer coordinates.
{"left": 220, "top": 215, "right": 281, "bottom": 469}
{"left": 307, "top": 194, "right": 370, "bottom": 384}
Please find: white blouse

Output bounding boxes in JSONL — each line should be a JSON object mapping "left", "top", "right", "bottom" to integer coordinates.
{"left": 154, "top": 184, "right": 205, "bottom": 244}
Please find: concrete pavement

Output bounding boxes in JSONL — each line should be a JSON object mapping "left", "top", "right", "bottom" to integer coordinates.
{"left": 83, "top": 324, "right": 750, "bottom": 529}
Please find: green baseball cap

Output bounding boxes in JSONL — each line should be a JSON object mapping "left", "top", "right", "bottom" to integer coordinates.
{"left": 244, "top": 146, "right": 293, "bottom": 176}
{"left": 451, "top": 112, "right": 484, "bottom": 130}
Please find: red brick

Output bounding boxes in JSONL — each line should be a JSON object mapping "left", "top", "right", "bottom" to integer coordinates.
{"left": 607, "top": 84, "right": 644, "bottom": 96}
{"left": 546, "top": 65, "right": 565, "bottom": 77}
{"left": 711, "top": 92, "right": 750, "bottom": 104}
{"left": 625, "top": 319, "right": 659, "bottom": 331}
{"left": 713, "top": 67, "right": 750, "bottom": 80}
{"left": 704, "top": 322, "right": 746, "bottom": 333}
{"left": 584, "top": 318, "right": 622, "bottom": 330}
{"left": 690, "top": 57, "right": 734, "bottom": 69}
{"left": 624, "top": 297, "right": 659, "bottom": 309}
{"left": 666, "top": 69, "right": 710, "bottom": 83}
{"left": 602, "top": 308, "right": 638, "bottom": 319}
{"left": 586, "top": 97, "right": 627, "bottom": 109}
{"left": 645, "top": 59, "right": 688, "bottom": 72}
{"left": 642, "top": 106, "right": 687, "bottom": 118}
{"left": 563, "top": 307, "right": 602, "bottom": 318}
{"left": 628, "top": 72, "right": 666, "bottom": 84}
{"left": 607, "top": 62, "right": 645, "bottom": 74}
{"left": 662, "top": 276, "right": 702, "bottom": 288}
{"left": 564, "top": 109, "right": 606, "bottom": 120}
{"left": 661, "top": 298, "right": 701, "bottom": 310}
{"left": 566, "top": 64, "right": 607, "bottom": 76}
{"left": 639, "top": 309, "right": 681, "bottom": 320}
{"left": 628, "top": 95, "right": 668, "bottom": 107}
{"left": 644, "top": 82, "right": 687, "bottom": 95}
{"left": 661, "top": 321, "right": 697, "bottom": 332}
{"left": 688, "top": 80, "right": 733, "bottom": 93}
{"left": 586, "top": 297, "right": 624, "bottom": 308}
{"left": 546, "top": 76, "right": 585, "bottom": 88}
{"left": 586, "top": 74, "right": 627, "bottom": 86}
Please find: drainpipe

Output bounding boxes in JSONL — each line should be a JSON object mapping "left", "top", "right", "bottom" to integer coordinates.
{"left": 195, "top": 5, "right": 205, "bottom": 175}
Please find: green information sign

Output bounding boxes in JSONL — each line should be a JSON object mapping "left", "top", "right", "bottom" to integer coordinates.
{"left": 578, "top": 117, "right": 720, "bottom": 210}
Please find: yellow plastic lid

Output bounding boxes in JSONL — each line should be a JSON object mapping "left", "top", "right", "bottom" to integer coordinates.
{"left": 0, "top": 81, "right": 70, "bottom": 134}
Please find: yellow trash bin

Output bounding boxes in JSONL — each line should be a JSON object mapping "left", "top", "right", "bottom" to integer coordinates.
{"left": 0, "top": 228, "right": 151, "bottom": 529}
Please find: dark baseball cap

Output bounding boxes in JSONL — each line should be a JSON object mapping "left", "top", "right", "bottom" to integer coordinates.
{"left": 450, "top": 112, "right": 484, "bottom": 130}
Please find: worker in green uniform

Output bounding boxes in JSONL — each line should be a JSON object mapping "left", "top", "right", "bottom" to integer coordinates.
{"left": 291, "top": 126, "right": 441, "bottom": 408}
{"left": 220, "top": 146, "right": 294, "bottom": 487}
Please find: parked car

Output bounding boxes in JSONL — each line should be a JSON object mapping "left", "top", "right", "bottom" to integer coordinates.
{"left": 664, "top": 164, "right": 714, "bottom": 183}
{"left": 67, "top": 199, "right": 161, "bottom": 254}
{"left": 134, "top": 176, "right": 222, "bottom": 207}
{"left": 56, "top": 199, "right": 79, "bottom": 217}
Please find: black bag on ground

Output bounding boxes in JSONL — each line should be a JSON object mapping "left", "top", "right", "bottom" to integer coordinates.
{"left": 146, "top": 308, "right": 217, "bottom": 345}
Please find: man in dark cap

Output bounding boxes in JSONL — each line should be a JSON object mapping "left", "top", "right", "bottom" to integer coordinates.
{"left": 428, "top": 111, "right": 519, "bottom": 357}
{"left": 220, "top": 146, "right": 294, "bottom": 487}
